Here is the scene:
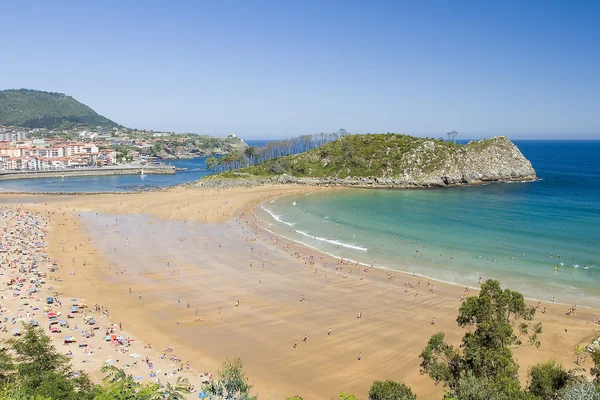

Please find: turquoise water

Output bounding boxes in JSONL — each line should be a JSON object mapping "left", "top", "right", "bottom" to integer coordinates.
{"left": 257, "top": 141, "right": 600, "bottom": 306}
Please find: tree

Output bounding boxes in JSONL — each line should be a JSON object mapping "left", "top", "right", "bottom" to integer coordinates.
{"left": 206, "top": 157, "right": 218, "bottom": 170}
{"left": 244, "top": 146, "right": 258, "bottom": 166}
{"left": 526, "top": 360, "right": 571, "bottom": 399}
{"left": 591, "top": 349, "right": 600, "bottom": 389}
{"left": 420, "top": 280, "right": 542, "bottom": 399}
{"left": 557, "top": 378, "right": 600, "bottom": 400}
{"left": 0, "top": 348, "right": 15, "bottom": 386}
{"left": 369, "top": 380, "right": 416, "bottom": 400}
{"left": 446, "top": 131, "right": 458, "bottom": 144}
{"left": 5, "top": 324, "right": 96, "bottom": 399}
{"left": 95, "top": 365, "right": 189, "bottom": 400}
{"left": 202, "top": 357, "right": 256, "bottom": 400}
{"left": 442, "top": 370, "right": 532, "bottom": 400}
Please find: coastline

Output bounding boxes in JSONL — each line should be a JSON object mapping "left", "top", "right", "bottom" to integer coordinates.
{"left": 3, "top": 185, "right": 599, "bottom": 399}
{"left": 254, "top": 208, "right": 598, "bottom": 311}
{"left": 193, "top": 174, "right": 539, "bottom": 190}
{"left": 0, "top": 166, "right": 175, "bottom": 181}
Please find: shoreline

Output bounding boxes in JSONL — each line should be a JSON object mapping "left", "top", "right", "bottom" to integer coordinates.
{"left": 0, "top": 166, "right": 175, "bottom": 181}
{"left": 193, "top": 174, "right": 539, "bottom": 190}
{"left": 256, "top": 216, "right": 592, "bottom": 310}
{"left": 3, "top": 186, "right": 599, "bottom": 399}
{"left": 0, "top": 174, "right": 541, "bottom": 197}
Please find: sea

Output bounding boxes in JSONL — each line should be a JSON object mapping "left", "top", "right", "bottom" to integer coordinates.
{"left": 2, "top": 139, "right": 599, "bottom": 306}
{"left": 255, "top": 140, "right": 600, "bottom": 307}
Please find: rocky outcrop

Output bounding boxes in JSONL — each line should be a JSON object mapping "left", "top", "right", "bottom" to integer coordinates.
{"left": 153, "top": 137, "right": 247, "bottom": 160}
{"left": 193, "top": 136, "right": 536, "bottom": 189}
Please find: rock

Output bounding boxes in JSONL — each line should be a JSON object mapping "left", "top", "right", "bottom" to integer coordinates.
{"left": 193, "top": 135, "right": 536, "bottom": 189}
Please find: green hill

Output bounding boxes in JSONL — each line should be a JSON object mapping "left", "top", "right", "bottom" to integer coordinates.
{"left": 200, "top": 134, "right": 536, "bottom": 188}
{"left": 0, "top": 89, "right": 120, "bottom": 129}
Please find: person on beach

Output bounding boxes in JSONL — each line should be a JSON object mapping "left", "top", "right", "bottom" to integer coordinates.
{"left": 328, "top": 328, "right": 331, "bottom": 336}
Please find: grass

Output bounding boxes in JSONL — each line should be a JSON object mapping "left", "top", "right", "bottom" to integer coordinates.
{"left": 211, "top": 134, "right": 477, "bottom": 179}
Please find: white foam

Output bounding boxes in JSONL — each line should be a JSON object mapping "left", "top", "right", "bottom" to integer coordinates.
{"left": 294, "top": 229, "right": 368, "bottom": 252}
{"left": 254, "top": 213, "right": 599, "bottom": 308}
{"left": 260, "top": 205, "right": 295, "bottom": 227}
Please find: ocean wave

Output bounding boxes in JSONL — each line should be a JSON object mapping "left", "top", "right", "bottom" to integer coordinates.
{"left": 294, "top": 229, "right": 368, "bottom": 252}
{"left": 260, "top": 206, "right": 295, "bottom": 227}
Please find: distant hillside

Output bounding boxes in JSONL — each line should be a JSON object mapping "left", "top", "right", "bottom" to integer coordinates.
{"left": 198, "top": 134, "right": 536, "bottom": 188}
{"left": 0, "top": 89, "right": 119, "bottom": 129}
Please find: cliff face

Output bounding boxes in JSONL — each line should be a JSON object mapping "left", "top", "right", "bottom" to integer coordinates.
{"left": 387, "top": 136, "right": 536, "bottom": 186}
{"left": 195, "top": 134, "right": 536, "bottom": 189}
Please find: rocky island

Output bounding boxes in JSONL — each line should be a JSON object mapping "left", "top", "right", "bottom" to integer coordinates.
{"left": 196, "top": 134, "right": 536, "bottom": 188}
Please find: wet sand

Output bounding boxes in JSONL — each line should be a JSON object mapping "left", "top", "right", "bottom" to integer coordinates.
{"left": 4, "top": 185, "right": 599, "bottom": 399}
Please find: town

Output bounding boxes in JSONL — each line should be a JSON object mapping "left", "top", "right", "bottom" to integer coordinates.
{"left": 0, "top": 125, "right": 244, "bottom": 171}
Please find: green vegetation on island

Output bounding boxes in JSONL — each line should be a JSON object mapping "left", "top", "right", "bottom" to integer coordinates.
{"left": 0, "top": 89, "right": 119, "bottom": 129}
{"left": 201, "top": 133, "right": 536, "bottom": 188}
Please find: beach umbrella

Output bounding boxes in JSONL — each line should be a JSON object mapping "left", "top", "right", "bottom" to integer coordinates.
{"left": 11, "top": 328, "right": 19, "bottom": 334}
{"left": 198, "top": 391, "right": 209, "bottom": 399}
{"left": 70, "top": 306, "right": 78, "bottom": 312}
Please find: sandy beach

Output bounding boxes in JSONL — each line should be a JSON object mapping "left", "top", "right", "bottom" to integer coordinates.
{"left": 1, "top": 185, "right": 599, "bottom": 399}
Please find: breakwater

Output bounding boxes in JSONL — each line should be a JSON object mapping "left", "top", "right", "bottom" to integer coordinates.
{"left": 0, "top": 166, "right": 175, "bottom": 180}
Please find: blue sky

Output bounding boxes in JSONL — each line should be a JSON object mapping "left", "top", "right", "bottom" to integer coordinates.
{"left": 1, "top": 1, "right": 598, "bottom": 139}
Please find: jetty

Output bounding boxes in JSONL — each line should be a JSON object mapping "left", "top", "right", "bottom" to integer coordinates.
{"left": 0, "top": 165, "right": 176, "bottom": 180}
